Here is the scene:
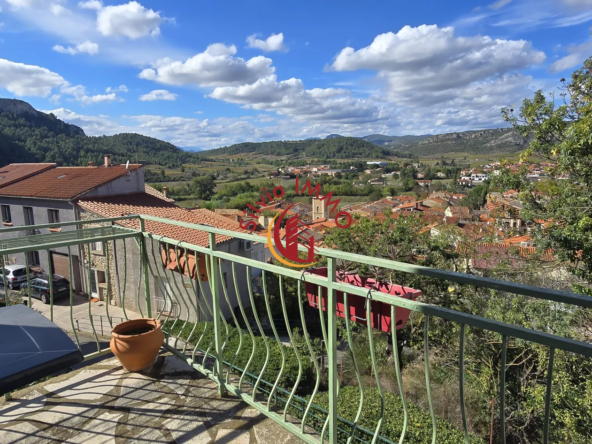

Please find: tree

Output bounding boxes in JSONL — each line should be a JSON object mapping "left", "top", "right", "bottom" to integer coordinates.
{"left": 191, "top": 175, "right": 216, "bottom": 200}
{"left": 502, "top": 54, "right": 592, "bottom": 295}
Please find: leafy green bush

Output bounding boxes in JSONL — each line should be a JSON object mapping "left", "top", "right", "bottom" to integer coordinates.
{"left": 162, "top": 320, "right": 316, "bottom": 393}
{"left": 310, "top": 387, "right": 483, "bottom": 443}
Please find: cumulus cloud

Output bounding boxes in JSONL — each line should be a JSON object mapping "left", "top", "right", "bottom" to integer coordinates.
{"left": 550, "top": 39, "right": 592, "bottom": 72}
{"left": 78, "top": 0, "right": 103, "bottom": 10}
{"left": 139, "top": 43, "right": 274, "bottom": 87}
{"left": 0, "top": 58, "right": 65, "bottom": 96}
{"left": 97, "top": 1, "right": 162, "bottom": 39}
{"left": 331, "top": 25, "right": 545, "bottom": 107}
{"left": 210, "top": 74, "right": 384, "bottom": 123}
{"left": 52, "top": 41, "right": 99, "bottom": 55}
{"left": 60, "top": 84, "right": 124, "bottom": 105}
{"left": 139, "top": 89, "right": 178, "bottom": 101}
{"left": 106, "top": 84, "right": 128, "bottom": 93}
{"left": 246, "top": 33, "right": 287, "bottom": 52}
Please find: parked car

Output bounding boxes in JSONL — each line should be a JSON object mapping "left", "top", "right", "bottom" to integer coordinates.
{"left": 21, "top": 275, "right": 70, "bottom": 304}
{"left": 0, "top": 265, "right": 35, "bottom": 290}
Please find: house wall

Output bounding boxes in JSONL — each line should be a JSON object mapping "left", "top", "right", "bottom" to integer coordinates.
{"left": 0, "top": 196, "right": 82, "bottom": 290}
{"left": 82, "top": 169, "right": 145, "bottom": 198}
{"left": 78, "top": 208, "right": 258, "bottom": 323}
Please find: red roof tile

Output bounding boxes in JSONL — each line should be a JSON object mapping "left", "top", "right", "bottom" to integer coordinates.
{"left": 145, "top": 184, "right": 174, "bottom": 202}
{"left": 0, "top": 163, "right": 56, "bottom": 189}
{"left": 0, "top": 165, "right": 142, "bottom": 200}
{"left": 77, "top": 193, "right": 244, "bottom": 247}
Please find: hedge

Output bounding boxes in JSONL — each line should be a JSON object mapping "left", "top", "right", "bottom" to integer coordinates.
{"left": 163, "top": 319, "right": 483, "bottom": 443}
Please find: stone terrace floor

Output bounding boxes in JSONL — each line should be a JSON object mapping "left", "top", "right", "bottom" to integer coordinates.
{"left": 0, "top": 351, "right": 302, "bottom": 444}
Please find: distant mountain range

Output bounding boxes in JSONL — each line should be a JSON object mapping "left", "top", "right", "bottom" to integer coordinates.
{"left": 0, "top": 98, "right": 196, "bottom": 167}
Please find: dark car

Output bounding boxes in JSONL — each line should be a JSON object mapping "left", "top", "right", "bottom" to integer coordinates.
{"left": 21, "top": 275, "right": 70, "bottom": 304}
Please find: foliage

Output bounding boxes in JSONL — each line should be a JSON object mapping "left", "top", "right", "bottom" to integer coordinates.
{"left": 190, "top": 175, "right": 216, "bottom": 200}
{"left": 0, "top": 107, "right": 200, "bottom": 167}
{"left": 200, "top": 137, "right": 392, "bottom": 159}
{"left": 501, "top": 55, "right": 592, "bottom": 295}
{"left": 310, "top": 387, "right": 483, "bottom": 443}
{"left": 163, "top": 319, "right": 316, "bottom": 393}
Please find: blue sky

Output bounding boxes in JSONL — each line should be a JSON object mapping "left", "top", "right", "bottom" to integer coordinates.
{"left": 0, "top": 0, "right": 591, "bottom": 150}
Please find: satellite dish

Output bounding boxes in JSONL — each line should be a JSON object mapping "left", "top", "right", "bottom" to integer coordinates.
{"left": 125, "top": 160, "right": 130, "bottom": 170}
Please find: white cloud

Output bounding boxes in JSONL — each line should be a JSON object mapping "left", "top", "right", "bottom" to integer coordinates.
{"left": 489, "top": 0, "right": 513, "bottom": 9}
{"left": 0, "top": 58, "right": 65, "bottom": 96}
{"left": 50, "top": 4, "right": 67, "bottom": 15}
{"left": 52, "top": 40, "right": 99, "bottom": 55}
{"left": 246, "top": 33, "right": 287, "bottom": 52}
{"left": 97, "top": 1, "right": 162, "bottom": 39}
{"left": 558, "top": 0, "right": 592, "bottom": 10}
{"left": 139, "top": 43, "right": 274, "bottom": 87}
{"left": 60, "top": 84, "right": 124, "bottom": 105}
{"left": 550, "top": 39, "right": 592, "bottom": 72}
{"left": 139, "top": 89, "right": 178, "bottom": 101}
{"left": 210, "top": 74, "right": 385, "bottom": 123}
{"left": 331, "top": 25, "right": 545, "bottom": 108}
{"left": 6, "top": 0, "right": 38, "bottom": 9}
{"left": 106, "top": 85, "right": 128, "bottom": 93}
{"left": 78, "top": 0, "right": 103, "bottom": 10}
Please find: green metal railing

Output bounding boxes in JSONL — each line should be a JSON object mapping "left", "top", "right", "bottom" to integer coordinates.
{"left": 1, "top": 215, "right": 592, "bottom": 443}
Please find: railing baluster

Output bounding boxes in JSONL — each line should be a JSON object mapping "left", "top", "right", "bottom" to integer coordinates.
{"left": 500, "top": 334, "right": 508, "bottom": 444}
{"left": 67, "top": 246, "right": 80, "bottom": 350}
{"left": 104, "top": 241, "right": 112, "bottom": 328}
{"left": 424, "top": 315, "right": 437, "bottom": 444}
{"left": 147, "top": 237, "right": 167, "bottom": 321}
{"left": 167, "top": 252, "right": 189, "bottom": 350}
{"left": 262, "top": 270, "right": 286, "bottom": 412}
{"left": 194, "top": 261, "right": 214, "bottom": 365}
{"left": 24, "top": 253, "right": 31, "bottom": 308}
{"left": 233, "top": 263, "right": 256, "bottom": 391}
{"left": 459, "top": 324, "right": 469, "bottom": 444}
{"left": 120, "top": 239, "right": 128, "bottom": 320}
{"left": 543, "top": 347, "right": 555, "bottom": 444}
{"left": 135, "top": 237, "right": 145, "bottom": 318}
{"left": 247, "top": 266, "right": 270, "bottom": 402}
{"left": 220, "top": 262, "right": 243, "bottom": 384}
{"left": 297, "top": 277, "right": 322, "bottom": 433}
{"left": 47, "top": 249, "right": 54, "bottom": 322}
{"left": 177, "top": 251, "right": 200, "bottom": 355}
{"left": 390, "top": 305, "right": 407, "bottom": 444}
{"left": 208, "top": 232, "right": 226, "bottom": 395}
{"left": 279, "top": 275, "right": 303, "bottom": 422}
{"left": 327, "top": 257, "right": 338, "bottom": 444}
{"left": 138, "top": 218, "right": 151, "bottom": 317}
{"left": 86, "top": 244, "right": 100, "bottom": 351}
{"left": 367, "top": 290, "right": 385, "bottom": 444}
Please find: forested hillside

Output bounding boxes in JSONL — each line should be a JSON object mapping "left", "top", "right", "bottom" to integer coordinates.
{"left": 201, "top": 137, "right": 390, "bottom": 159}
{"left": 0, "top": 99, "right": 196, "bottom": 167}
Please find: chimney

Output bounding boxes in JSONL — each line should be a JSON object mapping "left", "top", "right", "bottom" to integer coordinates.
{"left": 162, "top": 187, "right": 168, "bottom": 198}
{"left": 104, "top": 154, "right": 112, "bottom": 167}
{"left": 87, "top": 161, "right": 95, "bottom": 167}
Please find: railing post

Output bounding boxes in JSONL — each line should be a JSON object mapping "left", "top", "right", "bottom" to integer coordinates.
{"left": 327, "top": 256, "right": 338, "bottom": 444}
{"left": 209, "top": 232, "right": 227, "bottom": 396}
{"left": 138, "top": 218, "right": 152, "bottom": 318}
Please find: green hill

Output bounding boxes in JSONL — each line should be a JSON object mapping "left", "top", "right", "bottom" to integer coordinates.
{"left": 200, "top": 137, "right": 391, "bottom": 159}
{"left": 0, "top": 99, "right": 196, "bottom": 168}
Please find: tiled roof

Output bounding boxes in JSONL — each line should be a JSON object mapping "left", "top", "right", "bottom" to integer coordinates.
{"left": 145, "top": 184, "right": 174, "bottom": 202}
{"left": 0, "top": 165, "right": 142, "bottom": 200}
{"left": 0, "top": 163, "right": 56, "bottom": 189}
{"left": 77, "top": 193, "right": 243, "bottom": 247}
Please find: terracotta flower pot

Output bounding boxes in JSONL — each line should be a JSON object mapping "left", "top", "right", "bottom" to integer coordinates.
{"left": 110, "top": 318, "right": 164, "bottom": 372}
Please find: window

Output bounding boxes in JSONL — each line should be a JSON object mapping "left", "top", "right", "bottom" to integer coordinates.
{"left": 48, "top": 209, "right": 60, "bottom": 224}
{"left": 90, "top": 241, "right": 104, "bottom": 254}
{"left": 1, "top": 205, "right": 10, "bottom": 223}
{"left": 27, "top": 251, "right": 40, "bottom": 266}
{"left": 23, "top": 207, "right": 34, "bottom": 225}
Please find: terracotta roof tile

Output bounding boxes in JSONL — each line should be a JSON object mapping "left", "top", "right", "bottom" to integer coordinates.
{"left": 77, "top": 193, "right": 244, "bottom": 247}
{"left": 145, "top": 184, "right": 174, "bottom": 202}
{"left": 0, "top": 165, "right": 142, "bottom": 200}
{"left": 0, "top": 163, "right": 56, "bottom": 189}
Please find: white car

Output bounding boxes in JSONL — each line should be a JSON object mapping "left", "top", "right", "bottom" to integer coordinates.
{"left": 0, "top": 265, "right": 35, "bottom": 290}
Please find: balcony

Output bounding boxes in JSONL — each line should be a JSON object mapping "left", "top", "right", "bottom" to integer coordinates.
{"left": 1, "top": 215, "right": 591, "bottom": 443}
